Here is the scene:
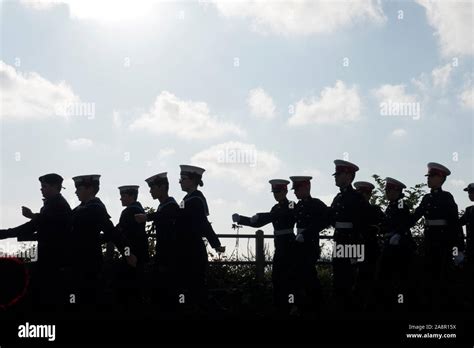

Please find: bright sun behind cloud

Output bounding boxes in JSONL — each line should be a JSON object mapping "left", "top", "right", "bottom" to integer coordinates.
{"left": 21, "top": 0, "right": 156, "bottom": 23}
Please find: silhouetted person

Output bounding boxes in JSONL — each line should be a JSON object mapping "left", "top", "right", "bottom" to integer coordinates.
{"left": 459, "top": 183, "right": 473, "bottom": 309}
{"left": 175, "top": 165, "right": 225, "bottom": 312}
{"left": 353, "top": 181, "right": 384, "bottom": 310}
{"left": 68, "top": 175, "right": 137, "bottom": 312}
{"left": 289, "top": 175, "right": 328, "bottom": 315}
{"left": 328, "top": 160, "right": 371, "bottom": 311}
{"left": 376, "top": 177, "right": 415, "bottom": 311}
{"left": 114, "top": 185, "right": 149, "bottom": 308}
{"left": 0, "top": 173, "right": 71, "bottom": 313}
{"left": 232, "top": 179, "right": 296, "bottom": 315}
{"left": 410, "top": 163, "right": 465, "bottom": 310}
{"left": 135, "top": 172, "right": 179, "bottom": 313}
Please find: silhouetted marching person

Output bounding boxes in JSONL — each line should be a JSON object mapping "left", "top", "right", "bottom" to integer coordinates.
{"left": 232, "top": 179, "right": 296, "bottom": 315}
{"left": 114, "top": 185, "right": 149, "bottom": 308}
{"left": 353, "top": 181, "right": 384, "bottom": 310}
{"left": 289, "top": 176, "right": 328, "bottom": 315}
{"left": 175, "top": 165, "right": 225, "bottom": 312}
{"left": 328, "top": 160, "right": 372, "bottom": 311}
{"left": 459, "top": 183, "right": 473, "bottom": 309}
{"left": 68, "top": 175, "right": 137, "bottom": 312}
{"left": 135, "top": 172, "right": 180, "bottom": 312}
{"left": 0, "top": 173, "right": 71, "bottom": 313}
{"left": 409, "top": 163, "right": 465, "bottom": 310}
{"left": 376, "top": 177, "right": 415, "bottom": 311}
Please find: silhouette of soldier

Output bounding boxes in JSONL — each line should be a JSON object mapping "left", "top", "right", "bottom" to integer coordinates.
{"left": 353, "top": 181, "right": 384, "bottom": 309}
{"left": 410, "top": 163, "right": 465, "bottom": 310}
{"left": 114, "top": 185, "right": 149, "bottom": 307}
{"left": 289, "top": 176, "right": 328, "bottom": 315}
{"left": 232, "top": 179, "right": 296, "bottom": 314}
{"left": 459, "top": 183, "right": 473, "bottom": 308}
{"left": 175, "top": 165, "right": 225, "bottom": 311}
{"left": 0, "top": 173, "right": 71, "bottom": 312}
{"left": 328, "top": 160, "right": 371, "bottom": 311}
{"left": 68, "top": 175, "right": 137, "bottom": 311}
{"left": 135, "top": 172, "right": 180, "bottom": 312}
{"left": 376, "top": 177, "right": 415, "bottom": 311}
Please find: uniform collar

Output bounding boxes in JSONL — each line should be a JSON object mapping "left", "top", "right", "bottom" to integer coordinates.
{"left": 279, "top": 198, "right": 289, "bottom": 205}
{"left": 184, "top": 189, "right": 199, "bottom": 198}
{"left": 339, "top": 185, "right": 353, "bottom": 193}
{"left": 81, "top": 197, "right": 100, "bottom": 206}
{"left": 159, "top": 196, "right": 176, "bottom": 206}
{"left": 431, "top": 187, "right": 443, "bottom": 194}
{"left": 128, "top": 201, "right": 143, "bottom": 209}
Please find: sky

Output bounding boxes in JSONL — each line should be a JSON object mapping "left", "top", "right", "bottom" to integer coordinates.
{"left": 0, "top": 0, "right": 473, "bottom": 257}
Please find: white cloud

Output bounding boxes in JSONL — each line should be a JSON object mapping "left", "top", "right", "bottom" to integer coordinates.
{"left": 158, "top": 147, "right": 176, "bottom": 158}
{"left": 247, "top": 87, "right": 276, "bottom": 119}
{"left": 129, "top": 91, "right": 244, "bottom": 140}
{"left": 288, "top": 80, "right": 362, "bottom": 126}
{"left": 391, "top": 128, "right": 407, "bottom": 137}
{"left": 112, "top": 110, "right": 122, "bottom": 128}
{"left": 431, "top": 63, "right": 452, "bottom": 88}
{"left": 301, "top": 168, "right": 323, "bottom": 179}
{"left": 416, "top": 0, "right": 474, "bottom": 57}
{"left": 209, "top": 198, "right": 245, "bottom": 210}
{"left": 190, "top": 141, "right": 281, "bottom": 192}
{"left": 0, "top": 61, "right": 80, "bottom": 120}
{"left": 449, "top": 179, "right": 466, "bottom": 188}
{"left": 373, "top": 84, "right": 418, "bottom": 104}
{"left": 209, "top": 0, "right": 386, "bottom": 36}
{"left": 66, "top": 138, "right": 93, "bottom": 150}
{"left": 460, "top": 85, "right": 474, "bottom": 109}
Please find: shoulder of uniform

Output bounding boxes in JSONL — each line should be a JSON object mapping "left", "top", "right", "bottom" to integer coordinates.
{"left": 441, "top": 190, "right": 454, "bottom": 198}
{"left": 55, "top": 195, "right": 72, "bottom": 209}
{"left": 161, "top": 199, "right": 179, "bottom": 210}
{"left": 184, "top": 195, "right": 205, "bottom": 205}
{"left": 86, "top": 199, "right": 108, "bottom": 214}
{"left": 183, "top": 195, "right": 208, "bottom": 214}
{"left": 311, "top": 197, "right": 326, "bottom": 207}
{"left": 124, "top": 205, "right": 142, "bottom": 214}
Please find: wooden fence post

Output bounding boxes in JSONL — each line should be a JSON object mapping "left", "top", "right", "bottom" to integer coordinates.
{"left": 255, "top": 230, "right": 264, "bottom": 282}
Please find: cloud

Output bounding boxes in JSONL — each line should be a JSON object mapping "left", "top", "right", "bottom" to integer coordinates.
{"left": 288, "top": 80, "right": 362, "bottom": 126}
{"left": 416, "top": 0, "right": 473, "bottom": 57}
{"left": 449, "top": 179, "right": 466, "bottom": 188}
{"left": 209, "top": 0, "right": 386, "bottom": 36}
{"left": 373, "top": 84, "right": 418, "bottom": 104}
{"left": 66, "top": 138, "right": 93, "bottom": 150}
{"left": 190, "top": 141, "right": 281, "bottom": 192}
{"left": 0, "top": 61, "right": 80, "bottom": 120}
{"left": 460, "top": 84, "right": 474, "bottom": 109}
{"left": 301, "top": 168, "right": 323, "bottom": 179}
{"left": 158, "top": 147, "right": 176, "bottom": 158}
{"left": 112, "top": 111, "right": 122, "bottom": 128}
{"left": 431, "top": 63, "right": 452, "bottom": 88}
{"left": 247, "top": 87, "right": 276, "bottom": 119}
{"left": 129, "top": 91, "right": 245, "bottom": 140}
{"left": 391, "top": 128, "right": 407, "bottom": 137}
